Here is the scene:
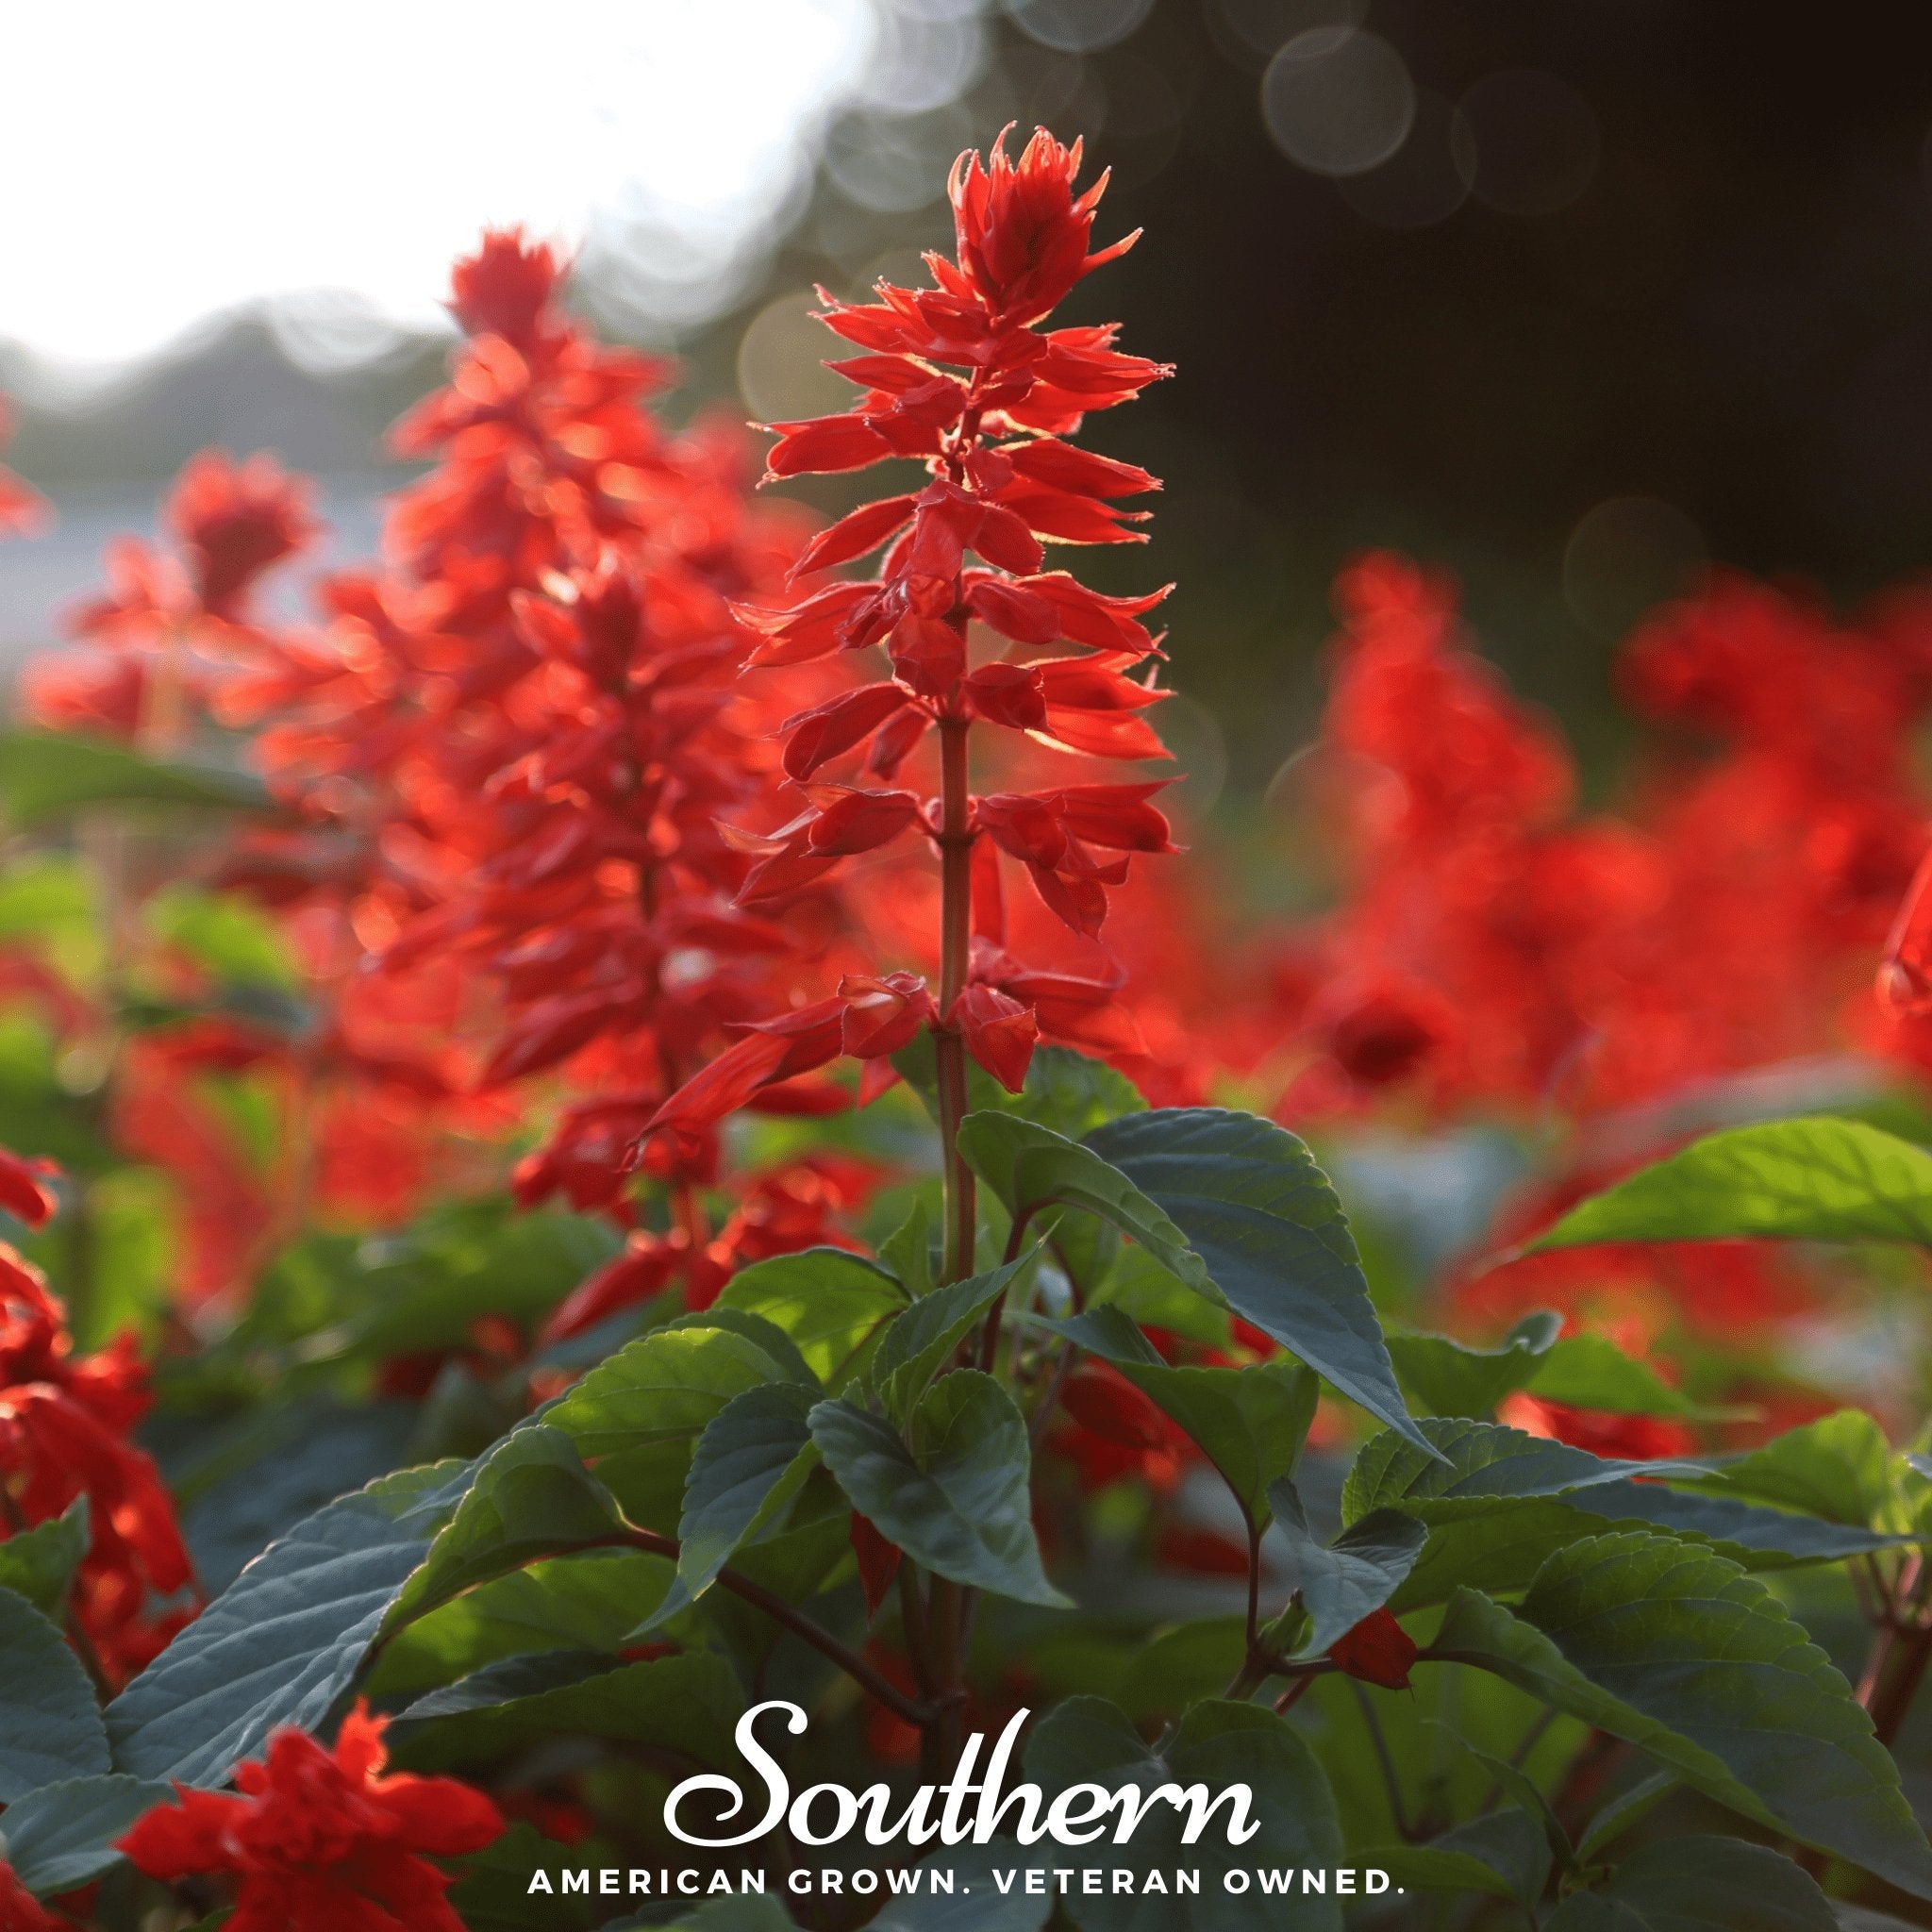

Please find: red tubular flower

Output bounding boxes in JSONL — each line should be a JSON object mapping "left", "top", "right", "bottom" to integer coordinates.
{"left": 118, "top": 1702, "right": 503, "bottom": 1932}
{"left": 1327, "top": 1607, "right": 1417, "bottom": 1690}
{"left": 654, "top": 126, "right": 1174, "bottom": 1170}
{"left": 0, "top": 1151, "right": 194, "bottom": 1683}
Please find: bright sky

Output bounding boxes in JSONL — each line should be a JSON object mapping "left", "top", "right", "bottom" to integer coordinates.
{"left": 1, "top": 0, "right": 885, "bottom": 368}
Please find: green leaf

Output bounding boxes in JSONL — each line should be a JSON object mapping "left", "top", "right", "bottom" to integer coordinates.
{"left": 1012, "top": 1043, "right": 1148, "bottom": 1139}
{"left": 1574, "top": 1772, "right": 1677, "bottom": 1863}
{"left": 368, "top": 1550, "right": 675, "bottom": 1704}
{"left": 1387, "top": 1311, "right": 1560, "bottom": 1418}
{"left": 388, "top": 1649, "right": 741, "bottom": 1772}
{"left": 1528, "top": 1333, "right": 1713, "bottom": 1419}
{"left": 1529, "top": 1117, "right": 1932, "bottom": 1251}
{"left": 670, "top": 1384, "right": 820, "bottom": 1610}
{"left": 879, "top": 1196, "right": 936, "bottom": 1300}
{"left": 108, "top": 1459, "right": 473, "bottom": 1787}
{"left": 1115, "top": 1618, "right": 1248, "bottom": 1723}
{"left": 1053, "top": 1307, "right": 1319, "bottom": 1526}
{"left": 809, "top": 1372, "right": 1069, "bottom": 1607}
{"left": 0, "top": 1774, "right": 170, "bottom": 1895}
{"left": 547, "top": 1322, "right": 805, "bottom": 1524}
{"left": 659, "top": 1306, "right": 819, "bottom": 1387}
{"left": 1024, "top": 1697, "right": 1343, "bottom": 1931}
{"left": 867, "top": 1842, "right": 1057, "bottom": 1932}
{"left": 1344, "top": 1418, "right": 1705, "bottom": 1518}
{"left": 387, "top": 1426, "right": 622, "bottom": 1628}
{"left": 0, "top": 730, "right": 270, "bottom": 824}
{"left": 1682, "top": 1411, "right": 1891, "bottom": 1527}
{"left": 1543, "top": 1836, "right": 1837, "bottom": 1930}
{"left": 0, "top": 1497, "right": 88, "bottom": 1617}
{"left": 1269, "top": 1479, "right": 1424, "bottom": 1655}
{"left": 1084, "top": 1108, "right": 1428, "bottom": 1451}
{"left": 444, "top": 1822, "right": 599, "bottom": 1931}
{"left": 957, "top": 1111, "right": 1202, "bottom": 1299}
{"left": 1434, "top": 1531, "right": 1932, "bottom": 1899}
{"left": 0, "top": 1586, "right": 108, "bottom": 1799}
{"left": 1370, "top": 1808, "right": 1552, "bottom": 1906}
{"left": 717, "top": 1248, "right": 906, "bottom": 1389}
{"left": 147, "top": 884, "right": 300, "bottom": 991}
{"left": 873, "top": 1254, "right": 1034, "bottom": 1422}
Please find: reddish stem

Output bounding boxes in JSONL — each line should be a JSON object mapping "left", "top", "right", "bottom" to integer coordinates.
{"left": 935, "top": 708, "right": 976, "bottom": 1286}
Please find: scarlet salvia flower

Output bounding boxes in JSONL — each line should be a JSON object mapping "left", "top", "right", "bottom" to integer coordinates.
{"left": 0, "top": 1866, "right": 61, "bottom": 1932}
{"left": 647, "top": 126, "right": 1174, "bottom": 1141}
{"left": 118, "top": 1702, "right": 503, "bottom": 1932}
{"left": 23, "top": 451, "right": 316, "bottom": 745}
{"left": 0, "top": 1148, "right": 195, "bottom": 1682}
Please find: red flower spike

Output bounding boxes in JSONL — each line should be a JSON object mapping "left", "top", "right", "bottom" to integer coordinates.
{"left": 1879, "top": 843, "right": 1932, "bottom": 1017}
{"left": 0, "top": 1148, "right": 58, "bottom": 1230}
{"left": 1326, "top": 1607, "right": 1418, "bottom": 1690}
{"left": 644, "top": 124, "right": 1171, "bottom": 1160}
{"left": 118, "top": 1702, "right": 503, "bottom": 1932}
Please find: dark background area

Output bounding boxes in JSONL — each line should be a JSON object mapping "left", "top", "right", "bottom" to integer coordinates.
{"left": 9, "top": 0, "right": 1932, "bottom": 802}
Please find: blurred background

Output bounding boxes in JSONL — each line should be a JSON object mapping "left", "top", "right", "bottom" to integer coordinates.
{"left": 8, "top": 0, "right": 1932, "bottom": 816}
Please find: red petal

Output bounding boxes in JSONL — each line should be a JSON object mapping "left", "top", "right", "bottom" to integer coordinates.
{"left": 1006, "top": 438, "right": 1158, "bottom": 499}
{"left": 1326, "top": 1607, "right": 1417, "bottom": 1690}
{"left": 764, "top": 414, "right": 893, "bottom": 478}
{"left": 783, "top": 683, "right": 914, "bottom": 780}
{"left": 792, "top": 495, "right": 919, "bottom": 576}
{"left": 955, "top": 984, "right": 1038, "bottom": 1092}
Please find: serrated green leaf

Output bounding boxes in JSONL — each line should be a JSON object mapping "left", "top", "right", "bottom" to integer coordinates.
{"left": 1387, "top": 1311, "right": 1561, "bottom": 1418}
{"left": 810, "top": 1372, "right": 1068, "bottom": 1608}
{"left": 1024, "top": 1697, "right": 1343, "bottom": 1931}
{"left": 1044, "top": 1307, "right": 1317, "bottom": 1528}
{"left": 368, "top": 1549, "right": 676, "bottom": 1704}
{"left": 108, "top": 1459, "right": 472, "bottom": 1787}
{"left": 879, "top": 1196, "right": 936, "bottom": 1300}
{"left": 444, "top": 1821, "right": 599, "bottom": 1931}
{"left": 1543, "top": 1835, "right": 1836, "bottom": 1930}
{"left": 666, "top": 1383, "right": 819, "bottom": 1616}
{"left": 1115, "top": 1618, "right": 1248, "bottom": 1723}
{"left": 0, "top": 1773, "right": 169, "bottom": 1895}
{"left": 0, "top": 730, "right": 270, "bottom": 824}
{"left": 1085, "top": 1108, "right": 1428, "bottom": 1451}
{"left": 1529, "top": 1117, "right": 1932, "bottom": 1251}
{"left": 387, "top": 1426, "right": 622, "bottom": 1629}
{"left": 958, "top": 1110, "right": 1202, "bottom": 1302}
{"left": 873, "top": 1253, "right": 1034, "bottom": 1422}
{"left": 0, "top": 1496, "right": 88, "bottom": 1617}
{"left": 0, "top": 1586, "right": 108, "bottom": 1798}
{"left": 1681, "top": 1411, "right": 1890, "bottom": 1528}
{"left": 1270, "top": 1480, "right": 1424, "bottom": 1655}
{"left": 387, "top": 1649, "right": 741, "bottom": 1772}
{"left": 1434, "top": 1532, "right": 1932, "bottom": 1899}
{"left": 717, "top": 1248, "right": 906, "bottom": 1388}
{"left": 547, "top": 1322, "right": 804, "bottom": 1525}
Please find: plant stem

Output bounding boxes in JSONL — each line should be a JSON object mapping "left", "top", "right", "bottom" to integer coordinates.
{"left": 935, "top": 709, "right": 975, "bottom": 1288}
{"left": 1349, "top": 1678, "right": 1416, "bottom": 1840}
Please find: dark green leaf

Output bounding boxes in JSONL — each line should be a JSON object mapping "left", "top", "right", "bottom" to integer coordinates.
{"left": 388, "top": 1649, "right": 741, "bottom": 1772}
{"left": 868, "top": 1841, "right": 1056, "bottom": 1932}
{"left": 873, "top": 1254, "right": 1034, "bottom": 1421}
{"left": 367, "top": 1550, "right": 675, "bottom": 1704}
{"left": 1115, "top": 1618, "right": 1248, "bottom": 1723}
{"left": 717, "top": 1248, "right": 906, "bottom": 1389}
{"left": 1370, "top": 1808, "right": 1551, "bottom": 1905}
{"left": 1024, "top": 1696, "right": 1343, "bottom": 1931}
{"left": 1574, "top": 1773, "right": 1677, "bottom": 1863}
{"left": 0, "top": 730, "right": 270, "bottom": 824}
{"left": 1543, "top": 1836, "right": 1836, "bottom": 1930}
{"left": 0, "top": 1774, "right": 169, "bottom": 1895}
{"left": 1269, "top": 1480, "right": 1424, "bottom": 1655}
{"left": 108, "top": 1459, "right": 472, "bottom": 1787}
{"left": 0, "top": 1586, "right": 108, "bottom": 1798}
{"left": 0, "top": 1497, "right": 87, "bottom": 1617}
{"left": 809, "top": 1373, "right": 1068, "bottom": 1607}
{"left": 1682, "top": 1411, "right": 1890, "bottom": 1528}
{"left": 957, "top": 1111, "right": 1202, "bottom": 1293}
{"left": 1529, "top": 1118, "right": 1932, "bottom": 1252}
{"left": 669, "top": 1384, "right": 819, "bottom": 1610}
{"left": 389, "top": 1425, "right": 622, "bottom": 1627}
{"left": 1387, "top": 1311, "right": 1560, "bottom": 1418}
{"left": 1529, "top": 1333, "right": 1714, "bottom": 1419}
{"left": 1085, "top": 1108, "right": 1427, "bottom": 1450}
{"left": 879, "top": 1197, "right": 936, "bottom": 1300}
{"left": 444, "top": 1821, "right": 599, "bottom": 1931}
{"left": 1434, "top": 1532, "right": 1932, "bottom": 1899}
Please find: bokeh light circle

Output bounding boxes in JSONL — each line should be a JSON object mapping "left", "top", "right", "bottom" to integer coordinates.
{"left": 1562, "top": 495, "right": 1707, "bottom": 641}
{"left": 1002, "top": 0, "right": 1154, "bottom": 55}
{"left": 1338, "top": 90, "right": 1468, "bottom": 227}
{"left": 1262, "top": 29, "right": 1416, "bottom": 179}
{"left": 1210, "top": 0, "right": 1366, "bottom": 62}
{"left": 737, "top": 291, "right": 854, "bottom": 426}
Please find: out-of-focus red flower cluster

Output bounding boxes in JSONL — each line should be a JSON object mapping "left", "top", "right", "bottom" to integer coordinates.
{"left": 0, "top": 400, "right": 46, "bottom": 539}
{"left": 648, "top": 128, "right": 1177, "bottom": 1143}
{"left": 0, "top": 1147, "right": 194, "bottom": 1684}
{"left": 118, "top": 1701, "right": 502, "bottom": 1932}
